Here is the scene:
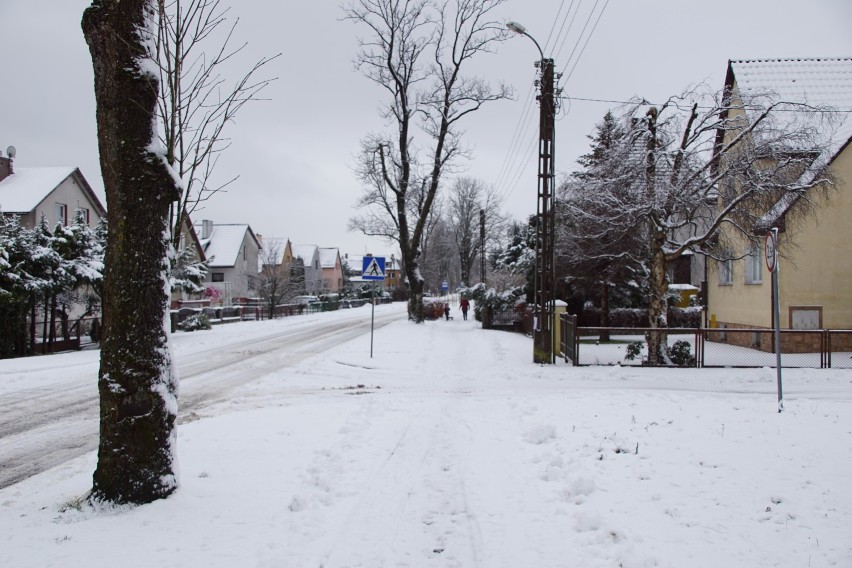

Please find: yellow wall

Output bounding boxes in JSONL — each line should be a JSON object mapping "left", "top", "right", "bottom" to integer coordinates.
{"left": 709, "top": 142, "right": 852, "bottom": 329}
{"left": 707, "top": 76, "right": 852, "bottom": 329}
{"left": 779, "top": 143, "right": 852, "bottom": 328}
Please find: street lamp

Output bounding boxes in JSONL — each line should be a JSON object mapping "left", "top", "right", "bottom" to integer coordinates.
{"left": 507, "top": 20, "right": 557, "bottom": 364}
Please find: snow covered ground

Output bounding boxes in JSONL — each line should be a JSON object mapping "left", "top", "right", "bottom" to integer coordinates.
{"left": 1, "top": 301, "right": 851, "bottom": 567}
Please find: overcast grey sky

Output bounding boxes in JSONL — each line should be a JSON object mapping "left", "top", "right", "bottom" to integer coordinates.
{"left": 2, "top": 1, "right": 851, "bottom": 258}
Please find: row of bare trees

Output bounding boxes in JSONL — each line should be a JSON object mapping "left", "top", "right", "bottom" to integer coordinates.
{"left": 345, "top": 0, "right": 510, "bottom": 321}
{"left": 408, "top": 177, "right": 506, "bottom": 293}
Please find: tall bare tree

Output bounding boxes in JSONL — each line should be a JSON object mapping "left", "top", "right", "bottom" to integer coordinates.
{"left": 257, "top": 239, "right": 305, "bottom": 317}
{"left": 83, "top": 0, "right": 181, "bottom": 504}
{"left": 153, "top": 0, "right": 280, "bottom": 249}
{"left": 445, "top": 176, "right": 504, "bottom": 286}
{"left": 345, "top": 0, "right": 510, "bottom": 321}
{"left": 563, "top": 87, "right": 837, "bottom": 364}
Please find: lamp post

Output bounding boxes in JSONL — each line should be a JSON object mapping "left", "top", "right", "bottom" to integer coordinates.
{"left": 507, "top": 21, "right": 557, "bottom": 364}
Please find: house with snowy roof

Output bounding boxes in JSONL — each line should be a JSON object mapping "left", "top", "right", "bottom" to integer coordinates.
{"left": 707, "top": 57, "right": 852, "bottom": 337}
{"left": 198, "top": 220, "right": 261, "bottom": 304}
{"left": 318, "top": 248, "right": 343, "bottom": 293}
{"left": 0, "top": 154, "right": 105, "bottom": 229}
{"left": 292, "top": 244, "right": 323, "bottom": 294}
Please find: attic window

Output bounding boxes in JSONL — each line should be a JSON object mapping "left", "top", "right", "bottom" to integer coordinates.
{"left": 55, "top": 203, "right": 67, "bottom": 227}
{"left": 212, "top": 272, "right": 225, "bottom": 282}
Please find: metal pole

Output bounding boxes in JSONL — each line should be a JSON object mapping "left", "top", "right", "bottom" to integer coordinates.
{"left": 370, "top": 284, "right": 376, "bottom": 358}
{"left": 480, "top": 209, "right": 486, "bottom": 284}
{"left": 771, "top": 228, "right": 783, "bottom": 412}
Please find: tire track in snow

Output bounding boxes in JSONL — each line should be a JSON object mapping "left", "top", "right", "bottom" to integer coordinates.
{"left": 0, "top": 311, "right": 402, "bottom": 489}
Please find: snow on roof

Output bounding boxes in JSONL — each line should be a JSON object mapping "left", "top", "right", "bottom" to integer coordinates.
{"left": 730, "top": 58, "right": 852, "bottom": 227}
{"left": 730, "top": 58, "right": 852, "bottom": 159}
{"left": 0, "top": 167, "right": 78, "bottom": 213}
{"left": 318, "top": 247, "right": 339, "bottom": 269}
{"left": 204, "top": 224, "right": 251, "bottom": 267}
{"left": 292, "top": 244, "right": 318, "bottom": 262}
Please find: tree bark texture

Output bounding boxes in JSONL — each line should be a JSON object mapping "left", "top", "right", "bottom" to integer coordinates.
{"left": 644, "top": 107, "right": 668, "bottom": 365}
{"left": 83, "top": 0, "right": 181, "bottom": 504}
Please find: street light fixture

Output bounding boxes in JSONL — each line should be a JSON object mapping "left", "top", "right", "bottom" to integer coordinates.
{"left": 507, "top": 20, "right": 557, "bottom": 364}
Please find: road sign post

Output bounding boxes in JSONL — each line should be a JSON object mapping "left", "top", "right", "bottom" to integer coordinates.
{"left": 362, "top": 256, "right": 386, "bottom": 358}
{"left": 766, "top": 229, "right": 783, "bottom": 412}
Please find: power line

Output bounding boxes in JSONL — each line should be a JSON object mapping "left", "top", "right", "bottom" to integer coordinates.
{"left": 558, "top": 0, "right": 610, "bottom": 89}
{"left": 558, "top": 95, "right": 852, "bottom": 113}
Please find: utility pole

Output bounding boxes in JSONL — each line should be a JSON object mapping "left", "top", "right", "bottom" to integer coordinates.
{"left": 480, "top": 208, "right": 486, "bottom": 284}
{"left": 533, "top": 57, "right": 556, "bottom": 364}
{"left": 507, "top": 21, "right": 557, "bottom": 364}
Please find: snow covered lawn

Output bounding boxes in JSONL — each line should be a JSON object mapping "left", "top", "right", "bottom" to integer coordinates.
{"left": 1, "top": 303, "right": 850, "bottom": 567}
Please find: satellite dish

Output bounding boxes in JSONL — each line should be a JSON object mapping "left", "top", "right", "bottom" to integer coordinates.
{"left": 6, "top": 146, "right": 16, "bottom": 159}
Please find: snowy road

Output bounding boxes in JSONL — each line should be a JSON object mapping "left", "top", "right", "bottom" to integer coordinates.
{"left": 1, "top": 304, "right": 851, "bottom": 567}
{"left": 0, "top": 305, "right": 403, "bottom": 489}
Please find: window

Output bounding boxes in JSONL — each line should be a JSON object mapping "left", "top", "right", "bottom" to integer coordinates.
{"left": 212, "top": 272, "right": 225, "bottom": 282}
{"left": 55, "top": 203, "right": 67, "bottom": 227}
{"left": 717, "top": 258, "right": 732, "bottom": 285}
{"left": 74, "top": 207, "right": 90, "bottom": 225}
{"left": 790, "top": 306, "right": 822, "bottom": 330}
{"left": 744, "top": 244, "right": 762, "bottom": 284}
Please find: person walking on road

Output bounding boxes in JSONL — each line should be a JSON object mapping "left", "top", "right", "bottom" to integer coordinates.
{"left": 460, "top": 297, "right": 470, "bottom": 321}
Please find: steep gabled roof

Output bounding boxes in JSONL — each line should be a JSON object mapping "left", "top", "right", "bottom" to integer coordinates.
{"left": 292, "top": 244, "right": 319, "bottom": 263}
{"left": 203, "top": 224, "right": 257, "bottom": 267}
{"left": 260, "top": 237, "right": 292, "bottom": 267}
{"left": 318, "top": 247, "right": 340, "bottom": 269}
{"left": 0, "top": 167, "right": 106, "bottom": 216}
{"left": 728, "top": 57, "right": 852, "bottom": 163}
{"left": 725, "top": 58, "right": 852, "bottom": 229}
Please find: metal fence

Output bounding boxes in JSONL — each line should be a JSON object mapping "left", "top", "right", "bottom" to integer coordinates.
{"left": 560, "top": 314, "right": 852, "bottom": 369}
{"left": 30, "top": 316, "right": 101, "bottom": 352}
{"left": 481, "top": 306, "right": 534, "bottom": 334}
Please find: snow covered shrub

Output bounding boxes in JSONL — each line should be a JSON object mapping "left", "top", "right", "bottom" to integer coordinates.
{"left": 460, "top": 282, "right": 525, "bottom": 323}
{"left": 669, "top": 340, "right": 696, "bottom": 367}
{"left": 624, "top": 341, "right": 644, "bottom": 361}
{"left": 423, "top": 300, "right": 447, "bottom": 320}
{"left": 178, "top": 312, "right": 212, "bottom": 332}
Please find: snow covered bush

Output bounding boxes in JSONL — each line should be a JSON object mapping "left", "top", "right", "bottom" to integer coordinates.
{"left": 178, "top": 312, "right": 212, "bottom": 332}
{"left": 460, "top": 282, "right": 525, "bottom": 323}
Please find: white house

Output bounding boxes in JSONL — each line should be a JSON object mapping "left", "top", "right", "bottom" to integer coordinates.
{"left": 0, "top": 157, "right": 106, "bottom": 229}
{"left": 292, "top": 244, "right": 323, "bottom": 294}
{"left": 199, "top": 220, "right": 261, "bottom": 304}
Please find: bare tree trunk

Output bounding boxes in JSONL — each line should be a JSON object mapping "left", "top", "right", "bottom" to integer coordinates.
{"left": 599, "top": 282, "right": 610, "bottom": 343}
{"left": 83, "top": 0, "right": 181, "bottom": 504}
{"left": 644, "top": 107, "right": 668, "bottom": 365}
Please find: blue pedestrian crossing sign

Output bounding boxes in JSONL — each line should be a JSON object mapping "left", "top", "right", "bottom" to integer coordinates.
{"left": 362, "top": 256, "right": 386, "bottom": 281}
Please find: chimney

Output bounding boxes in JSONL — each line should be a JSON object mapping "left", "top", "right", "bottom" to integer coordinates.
{"left": 0, "top": 147, "right": 12, "bottom": 182}
{"left": 201, "top": 219, "right": 213, "bottom": 239}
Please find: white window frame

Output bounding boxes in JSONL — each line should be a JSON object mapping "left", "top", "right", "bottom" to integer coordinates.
{"left": 718, "top": 258, "right": 732, "bottom": 285}
{"left": 55, "top": 203, "right": 67, "bottom": 227}
{"left": 744, "top": 244, "right": 763, "bottom": 284}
